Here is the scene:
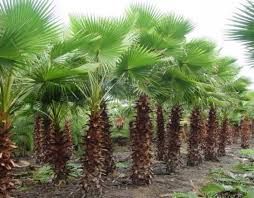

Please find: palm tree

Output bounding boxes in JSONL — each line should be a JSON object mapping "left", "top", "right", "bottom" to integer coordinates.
{"left": 23, "top": 36, "right": 98, "bottom": 181}
{"left": 0, "top": 0, "right": 59, "bottom": 195}
{"left": 70, "top": 15, "right": 135, "bottom": 196}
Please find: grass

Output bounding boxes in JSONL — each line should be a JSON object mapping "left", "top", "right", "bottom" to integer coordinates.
{"left": 239, "top": 149, "right": 254, "bottom": 157}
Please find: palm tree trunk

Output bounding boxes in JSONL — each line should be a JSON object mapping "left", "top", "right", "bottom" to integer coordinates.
{"left": 101, "top": 102, "right": 115, "bottom": 176}
{"left": 204, "top": 106, "right": 218, "bottom": 161}
{"left": 166, "top": 104, "right": 182, "bottom": 173}
{"left": 241, "top": 117, "right": 250, "bottom": 149}
{"left": 226, "top": 123, "right": 233, "bottom": 145}
{"left": 251, "top": 119, "right": 254, "bottom": 138}
{"left": 156, "top": 104, "right": 165, "bottom": 161}
{"left": 131, "top": 95, "right": 153, "bottom": 185}
{"left": 42, "top": 117, "right": 52, "bottom": 163}
{"left": 34, "top": 115, "right": 44, "bottom": 163}
{"left": 200, "top": 115, "right": 207, "bottom": 158}
{"left": 232, "top": 123, "right": 239, "bottom": 144}
{"left": 0, "top": 112, "right": 16, "bottom": 197}
{"left": 187, "top": 107, "right": 202, "bottom": 166}
{"left": 218, "top": 117, "right": 228, "bottom": 157}
{"left": 82, "top": 109, "right": 104, "bottom": 197}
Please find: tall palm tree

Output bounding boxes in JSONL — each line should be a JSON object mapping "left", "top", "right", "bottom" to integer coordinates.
{"left": 70, "top": 15, "right": 136, "bottom": 196}
{"left": 0, "top": 0, "right": 59, "bottom": 195}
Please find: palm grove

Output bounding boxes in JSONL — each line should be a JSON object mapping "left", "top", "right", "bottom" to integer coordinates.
{"left": 0, "top": 0, "right": 254, "bottom": 197}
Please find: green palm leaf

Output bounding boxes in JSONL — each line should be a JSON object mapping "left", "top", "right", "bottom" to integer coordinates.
{"left": 0, "top": 0, "right": 60, "bottom": 62}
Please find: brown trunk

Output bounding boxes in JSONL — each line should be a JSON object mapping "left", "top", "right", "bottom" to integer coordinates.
{"left": 156, "top": 104, "right": 165, "bottom": 161}
{"left": 131, "top": 95, "right": 153, "bottom": 185}
{"left": 166, "top": 105, "right": 182, "bottom": 173}
{"left": 0, "top": 112, "right": 16, "bottom": 197}
{"left": 42, "top": 117, "right": 52, "bottom": 163}
{"left": 232, "top": 123, "right": 239, "bottom": 144}
{"left": 226, "top": 123, "right": 233, "bottom": 145}
{"left": 187, "top": 107, "right": 202, "bottom": 166}
{"left": 82, "top": 110, "right": 104, "bottom": 197}
{"left": 45, "top": 121, "right": 73, "bottom": 182}
{"left": 218, "top": 117, "right": 228, "bottom": 157}
{"left": 101, "top": 102, "right": 115, "bottom": 176}
{"left": 251, "top": 119, "right": 254, "bottom": 138}
{"left": 200, "top": 115, "right": 207, "bottom": 158}
{"left": 241, "top": 117, "right": 250, "bottom": 149}
{"left": 34, "top": 115, "right": 44, "bottom": 163}
{"left": 204, "top": 106, "right": 218, "bottom": 161}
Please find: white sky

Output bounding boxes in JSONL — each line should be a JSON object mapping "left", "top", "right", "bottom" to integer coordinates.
{"left": 55, "top": 0, "right": 254, "bottom": 88}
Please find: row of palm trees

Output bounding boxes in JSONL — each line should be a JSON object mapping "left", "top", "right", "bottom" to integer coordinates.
{"left": 0, "top": 0, "right": 253, "bottom": 197}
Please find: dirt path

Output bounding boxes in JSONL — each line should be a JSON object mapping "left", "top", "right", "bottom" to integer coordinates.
{"left": 12, "top": 143, "right": 246, "bottom": 198}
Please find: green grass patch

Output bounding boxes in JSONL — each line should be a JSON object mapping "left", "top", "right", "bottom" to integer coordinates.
{"left": 240, "top": 149, "right": 254, "bottom": 157}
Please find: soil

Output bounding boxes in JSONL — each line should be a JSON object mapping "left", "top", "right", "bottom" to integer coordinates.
{"left": 11, "top": 142, "right": 249, "bottom": 198}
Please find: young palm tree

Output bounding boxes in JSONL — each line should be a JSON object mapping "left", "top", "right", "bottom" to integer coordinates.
{"left": 24, "top": 38, "right": 97, "bottom": 181}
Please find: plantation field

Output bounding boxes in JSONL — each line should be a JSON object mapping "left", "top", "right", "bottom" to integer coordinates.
{"left": 12, "top": 140, "right": 250, "bottom": 198}
{"left": 2, "top": 0, "right": 254, "bottom": 197}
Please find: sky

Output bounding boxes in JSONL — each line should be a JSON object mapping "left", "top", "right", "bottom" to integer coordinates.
{"left": 54, "top": 0, "right": 254, "bottom": 88}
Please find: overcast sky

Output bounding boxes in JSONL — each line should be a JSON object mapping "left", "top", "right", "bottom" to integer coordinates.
{"left": 55, "top": 0, "right": 254, "bottom": 88}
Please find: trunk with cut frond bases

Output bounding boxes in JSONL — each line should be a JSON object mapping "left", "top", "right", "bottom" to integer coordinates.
{"left": 205, "top": 106, "right": 218, "bottom": 161}
{"left": 218, "top": 117, "right": 228, "bottom": 157}
{"left": 81, "top": 110, "right": 104, "bottom": 197}
{"left": 0, "top": 112, "right": 16, "bottom": 197}
{"left": 187, "top": 107, "right": 202, "bottom": 166}
{"left": 232, "top": 123, "right": 239, "bottom": 144}
{"left": 226, "top": 123, "right": 233, "bottom": 145}
{"left": 156, "top": 105, "right": 165, "bottom": 161}
{"left": 45, "top": 121, "right": 73, "bottom": 182}
{"left": 251, "top": 119, "right": 254, "bottom": 138}
{"left": 200, "top": 115, "right": 207, "bottom": 158}
{"left": 241, "top": 117, "right": 250, "bottom": 149}
{"left": 34, "top": 115, "right": 44, "bottom": 163}
{"left": 166, "top": 105, "right": 182, "bottom": 173}
{"left": 131, "top": 95, "right": 153, "bottom": 185}
{"left": 101, "top": 102, "right": 115, "bottom": 176}
{"left": 42, "top": 117, "right": 52, "bottom": 163}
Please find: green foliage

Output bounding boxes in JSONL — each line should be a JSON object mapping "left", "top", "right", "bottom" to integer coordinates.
{"left": 233, "top": 163, "right": 254, "bottom": 173}
{"left": 33, "top": 163, "right": 83, "bottom": 183}
{"left": 115, "top": 161, "right": 129, "bottom": 169}
{"left": 240, "top": 149, "right": 254, "bottom": 158}
{"left": 32, "top": 165, "right": 54, "bottom": 183}
{"left": 67, "top": 162, "right": 83, "bottom": 178}
{"left": 11, "top": 107, "right": 34, "bottom": 156}
{"left": 229, "top": 0, "right": 254, "bottom": 65}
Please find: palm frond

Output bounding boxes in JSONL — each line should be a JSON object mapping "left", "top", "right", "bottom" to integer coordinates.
{"left": 0, "top": 0, "right": 60, "bottom": 63}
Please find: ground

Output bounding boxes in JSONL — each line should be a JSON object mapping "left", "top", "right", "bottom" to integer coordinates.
{"left": 12, "top": 142, "right": 247, "bottom": 198}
